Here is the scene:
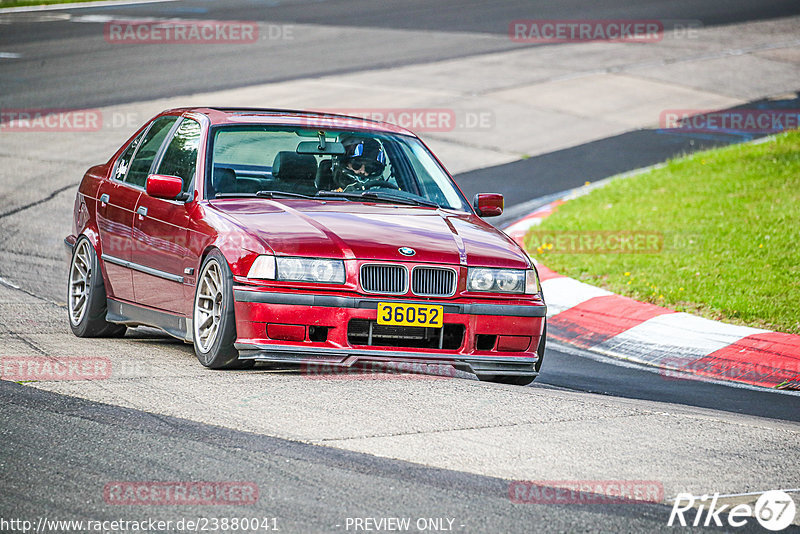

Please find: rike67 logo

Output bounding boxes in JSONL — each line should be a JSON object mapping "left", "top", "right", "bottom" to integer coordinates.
{"left": 669, "top": 490, "right": 797, "bottom": 531}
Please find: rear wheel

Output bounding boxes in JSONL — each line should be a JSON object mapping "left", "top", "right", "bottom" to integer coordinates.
{"left": 67, "top": 237, "right": 126, "bottom": 338}
{"left": 192, "top": 250, "right": 253, "bottom": 370}
{"left": 479, "top": 322, "right": 546, "bottom": 386}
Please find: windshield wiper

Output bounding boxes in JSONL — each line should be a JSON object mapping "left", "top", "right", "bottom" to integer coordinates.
{"left": 215, "top": 191, "right": 315, "bottom": 200}
{"left": 368, "top": 192, "right": 439, "bottom": 208}
{"left": 256, "top": 190, "right": 316, "bottom": 200}
{"left": 316, "top": 191, "right": 439, "bottom": 208}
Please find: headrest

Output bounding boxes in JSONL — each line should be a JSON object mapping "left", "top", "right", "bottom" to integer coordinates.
{"left": 315, "top": 159, "right": 333, "bottom": 190}
{"left": 214, "top": 167, "right": 236, "bottom": 184}
{"left": 272, "top": 152, "right": 318, "bottom": 181}
{"left": 212, "top": 167, "right": 237, "bottom": 196}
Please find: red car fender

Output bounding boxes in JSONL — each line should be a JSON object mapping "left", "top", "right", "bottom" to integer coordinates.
{"left": 187, "top": 203, "right": 272, "bottom": 280}
{"left": 74, "top": 223, "right": 115, "bottom": 290}
{"left": 200, "top": 234, "right": 268, "bottom": 279}
{"left": 79, "top": 224, "right": 102, "bottom": 254}
{"left": 74, "top": 166, "right": 104, "bottom": 249}
{"left": 73, "top": 163, "right": 110, "bottom": 283}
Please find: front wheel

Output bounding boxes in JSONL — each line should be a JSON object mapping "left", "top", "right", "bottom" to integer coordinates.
{"left": 68, "top": 237, "right": 127, "bottom": 338}
{"left": 192, "top": 250, "right": 253, "bottom": 369}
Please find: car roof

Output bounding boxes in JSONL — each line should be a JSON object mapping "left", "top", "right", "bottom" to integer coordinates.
{"left": 166, "top": 107, "right": 417, "bottom": 136}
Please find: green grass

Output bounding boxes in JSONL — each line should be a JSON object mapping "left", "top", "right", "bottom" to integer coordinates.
{"left": 0, "top": 0, "right": 109, "bottom": 7}
{"left": 526, "top": 130, "right": 800, "bottom": 334}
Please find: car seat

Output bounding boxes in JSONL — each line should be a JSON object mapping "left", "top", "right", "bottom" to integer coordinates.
{"left": 271, "top": 152, "right": 319, "bottom": 195}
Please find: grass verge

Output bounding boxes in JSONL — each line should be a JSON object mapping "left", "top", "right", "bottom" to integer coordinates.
{"left": 526, "top": 130, "right": 800, "bottom": 334}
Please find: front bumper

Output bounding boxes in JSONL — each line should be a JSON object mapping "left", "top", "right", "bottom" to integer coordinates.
{"left": 233, "top": 287, "right": 546, "bottom": 378}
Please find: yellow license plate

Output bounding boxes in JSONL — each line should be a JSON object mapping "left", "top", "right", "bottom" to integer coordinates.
{"left": 377, "top": 302, "right": 444, "bottom": 328}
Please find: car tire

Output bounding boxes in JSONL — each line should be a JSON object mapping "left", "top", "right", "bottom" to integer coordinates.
{"left": 479, "top": 322, "right": 546, "bottom": 386}
{"left": 67, "top": 236, "right": 127, "bottom": 338}
{"left": 192, "top": 250, "right": 254, "bottom": 370}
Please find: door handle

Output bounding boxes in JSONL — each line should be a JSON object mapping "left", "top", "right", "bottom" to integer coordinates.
{"left": 100, "top": 194, "right": 110, "bottom": 204}
{"left": 136, "top": 206, "right": 148, "bottom": 218}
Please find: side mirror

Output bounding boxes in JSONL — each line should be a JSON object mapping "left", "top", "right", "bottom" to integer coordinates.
{"left": 146, "top": 174, "right": 185, "bottom": 200}
{"left": 473, "top": 193, "right": 504, "bottom": 217}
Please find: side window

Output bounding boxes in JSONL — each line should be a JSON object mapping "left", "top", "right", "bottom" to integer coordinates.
{"left": 125, "top": 116, "right": 178, "bottom": 188}
{"left": 114, "top": 131, "right": 145, "bottom": 181}
{"left": 156, "top": 118, "right": 202, "bottom": 193}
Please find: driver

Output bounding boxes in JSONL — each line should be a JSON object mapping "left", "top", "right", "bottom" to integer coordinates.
{"left": 333, "top": 136, "right": 388, "bottom": 191}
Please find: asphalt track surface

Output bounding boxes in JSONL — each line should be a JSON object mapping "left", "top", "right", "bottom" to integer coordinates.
{"left": 2, "top": 379, "right": 785, "bottom": 534}
{"left": 0, "top": 381, "right": 696, "bottom": 534}
{"left": 1, "top": 0, "right": 800, "bottom": 109}
{"left": 1, "top": 1, "right": 800, "bottom": 532}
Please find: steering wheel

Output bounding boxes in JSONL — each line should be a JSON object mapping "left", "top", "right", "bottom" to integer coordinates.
{"left": 362, "top": 179, "right": 400, "bottom": 190}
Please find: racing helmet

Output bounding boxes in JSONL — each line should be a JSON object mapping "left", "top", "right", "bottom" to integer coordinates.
{"left": 337, "top": 136, "right": 387, "bottom": 183}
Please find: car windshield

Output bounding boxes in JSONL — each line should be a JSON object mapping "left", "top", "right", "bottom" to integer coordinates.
{"left": 206, "top": 126, "right": 470, "bottom": 211}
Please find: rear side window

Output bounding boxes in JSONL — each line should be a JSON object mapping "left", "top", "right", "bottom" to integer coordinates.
{"left": 125, "top": 116, "right": 178, "bottom": 188}
{"left": 156, "top": 118, "right": 202, "bottom": 193}
{"left": 114, "top": 131, "right": 145, "bottom": 181}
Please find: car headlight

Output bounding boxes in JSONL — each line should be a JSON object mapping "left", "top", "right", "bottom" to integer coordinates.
{"left": 467, "top": 268, "right": 539, "bottom": 294}
{"left": 247, "top": 255, "right": 346, "bottom": 284}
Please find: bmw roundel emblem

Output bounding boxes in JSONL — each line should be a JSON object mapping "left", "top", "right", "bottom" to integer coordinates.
{"left": 398, "top": 247, "right": 416, "bottom": 257}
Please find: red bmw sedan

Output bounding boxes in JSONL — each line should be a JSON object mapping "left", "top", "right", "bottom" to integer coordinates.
{"left": 66, "top": 108, "right": 547, "bottom": 384}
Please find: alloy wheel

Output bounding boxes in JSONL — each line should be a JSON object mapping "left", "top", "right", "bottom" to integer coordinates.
{"left": 194, "top": 260, "right": 224, "bottom": 353}
{"left": 68, "top": 239, "right": 93, "bottom": 325}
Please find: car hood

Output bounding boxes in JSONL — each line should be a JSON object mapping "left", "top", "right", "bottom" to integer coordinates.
{"left": 209, "top": 199, "right": 530, "bottom": 268}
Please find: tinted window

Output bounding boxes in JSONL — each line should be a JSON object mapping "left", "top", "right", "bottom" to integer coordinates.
{"left": 114, "top": 131, "right": 145, "bottom": 181}
{"left": 156, "top": 118, "right": 201, "bottom": 192}
{"left": 126, "top": 116, "right": 178, "bottom": 188}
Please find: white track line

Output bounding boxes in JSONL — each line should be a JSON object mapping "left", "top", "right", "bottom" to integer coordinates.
{"left": 0, "top": 0, "right": 178, "bottom": 14}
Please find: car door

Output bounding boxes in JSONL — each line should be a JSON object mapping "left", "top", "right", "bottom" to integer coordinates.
{"left": 96, "top": 129, "right": 146, "bottom": 302}
{"left": 101, "top": 115, "right": 178, "bottom": 304}
{"left": 131, "top": 117, "right": 201, "bottom": 315}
